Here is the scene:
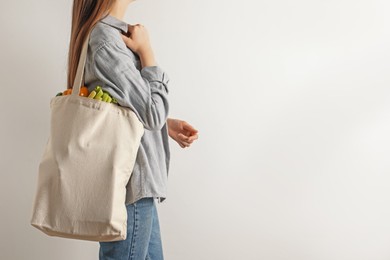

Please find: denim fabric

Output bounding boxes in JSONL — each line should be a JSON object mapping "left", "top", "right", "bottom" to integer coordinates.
{"left": 99, "top": 197, "right": 164, "bottom": 260}
{"left": 84, "top": 14, "right": 171, "bottom": 205}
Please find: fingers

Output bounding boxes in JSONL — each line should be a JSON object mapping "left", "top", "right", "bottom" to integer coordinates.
{"left": 121, "top": 33, "right": 135, "bottom": 49}
{"left": 178, "top": 133, "right": 198, "bottom": 148}
{"left": 120, "top": 34, "right": 127, "bottom": 41}
{"left": 178, "top": 133, "right": 196, "bottom": 142}
{"left": 128, "top": 23, "right": 144, "bottom": 31}
{"left": 126, "top": 25, "right": 139, "bottom": 36}
{"left": 127, "top": 24, "right": 135, "bottom": 33}
{"left": 187, "top": 133, "right": 199, "bottom": 142}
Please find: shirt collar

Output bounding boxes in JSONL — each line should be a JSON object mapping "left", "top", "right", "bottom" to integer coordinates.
{"left": 100, "top": 14, "right": 129, "bottom": 33}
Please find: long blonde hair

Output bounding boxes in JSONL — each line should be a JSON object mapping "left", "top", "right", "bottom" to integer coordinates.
{"left": 67, "top": 0, "right": 116, "bottom": 89}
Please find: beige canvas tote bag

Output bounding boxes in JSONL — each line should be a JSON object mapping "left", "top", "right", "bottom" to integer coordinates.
{"left": 30, "top": 27, "right": 144, "bottom": 242}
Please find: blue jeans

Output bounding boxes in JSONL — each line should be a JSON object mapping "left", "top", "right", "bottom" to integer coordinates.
{"left": 99, "top": 197, "right": 164, "bottom": 260}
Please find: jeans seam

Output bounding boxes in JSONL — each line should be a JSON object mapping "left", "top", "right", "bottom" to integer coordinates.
{"left": 129, "top": 202, "right": 138, "bottom": 260}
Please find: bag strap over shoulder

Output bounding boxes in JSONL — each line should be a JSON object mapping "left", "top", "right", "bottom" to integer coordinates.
{"left": 71, "top": 29, "right": 92, "bottom": 96}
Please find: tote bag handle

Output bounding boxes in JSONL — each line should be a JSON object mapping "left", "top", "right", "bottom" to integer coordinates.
{"left": 71, "top": 29, "right": 92, "bottom": 96}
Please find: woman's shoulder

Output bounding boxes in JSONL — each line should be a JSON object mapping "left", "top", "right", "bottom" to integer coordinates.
{"left": 89, "top": 21, "right": 124, "bottom": 52}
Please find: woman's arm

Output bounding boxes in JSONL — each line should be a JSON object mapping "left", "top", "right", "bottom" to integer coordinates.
{"left": 93, "top": 40, "right": 170, "bottom": 131}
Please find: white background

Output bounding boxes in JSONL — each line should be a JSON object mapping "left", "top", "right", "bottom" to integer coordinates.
{"left": 1, "top": 0, "right": 389, "bottom": 259}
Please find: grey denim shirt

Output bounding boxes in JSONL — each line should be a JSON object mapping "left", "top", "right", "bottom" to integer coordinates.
{"left": 84, "top": 14, "right": 170, "bottom": 205}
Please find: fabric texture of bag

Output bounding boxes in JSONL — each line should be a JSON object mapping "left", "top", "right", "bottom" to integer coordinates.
{"left": 30, "top": 27, "right": 144, "bottom": 242}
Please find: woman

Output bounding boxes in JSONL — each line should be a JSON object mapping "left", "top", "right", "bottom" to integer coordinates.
{"left": 67, "top": 0, "right": 199, "bottom": 259}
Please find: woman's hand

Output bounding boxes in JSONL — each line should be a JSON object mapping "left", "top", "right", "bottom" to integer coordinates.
{"left": 121, "top": 24, "right": 156, "bottom": 67}
{"left": 167, "top": 118, "right": 199, "bottom": 148}
{"left": 121, "top": 24, "right": 153, "bottom": 55}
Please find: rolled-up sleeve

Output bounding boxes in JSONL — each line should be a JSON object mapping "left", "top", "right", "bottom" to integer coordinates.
{"left": 92, "top": 40, "right": 170, "bottom": 131}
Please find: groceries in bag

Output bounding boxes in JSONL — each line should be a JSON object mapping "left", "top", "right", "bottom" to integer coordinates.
{"left": 55, "top": 85, "right": 118, "bottom": 104}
